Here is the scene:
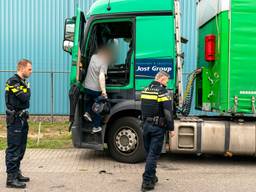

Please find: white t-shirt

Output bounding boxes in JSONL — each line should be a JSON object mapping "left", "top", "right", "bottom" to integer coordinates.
{"left": 84, "top": 54, "right": 108, "bottom": 92}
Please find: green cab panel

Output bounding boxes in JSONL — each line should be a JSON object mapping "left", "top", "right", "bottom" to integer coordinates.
{"left": 135, "top": 16, "right": 175, "bottom": 91}
{"left": 87, "top": 0, "right": 173, "bottom": 17}
{"left": 70, "top": 9, "right": 85, "bottom": 87}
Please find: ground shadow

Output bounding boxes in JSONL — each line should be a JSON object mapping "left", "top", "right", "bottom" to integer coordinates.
{"left": 160, "top": 152, "right": 256, "bottom": 165}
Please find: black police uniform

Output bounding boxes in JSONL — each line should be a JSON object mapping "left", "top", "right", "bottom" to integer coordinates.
{"left": 5, "top": 74, "right": 31, "bottom": 188}
{"left": 141, "top": 81, "right": 174, "bottom": 190}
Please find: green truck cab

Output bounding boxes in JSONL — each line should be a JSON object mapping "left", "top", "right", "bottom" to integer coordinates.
{"left": 63, "top": 0, "right": 256, "bottom": 163}
{"left": 63, "top": 0, "right": 175, "bottom": 163}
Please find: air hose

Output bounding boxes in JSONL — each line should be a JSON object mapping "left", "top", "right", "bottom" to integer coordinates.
{"left": 179, "top": 68, "right": 202, "bottom": 116}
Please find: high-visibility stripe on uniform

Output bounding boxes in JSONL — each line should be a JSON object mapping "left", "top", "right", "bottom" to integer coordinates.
{"left": 6, "top": 84, "right": 28, "bottom": 93}
{"left": 10, "top": 88, "right": 19, "bottom": 93}
{"left": 141, "top": 94, "right": 170, "bottom": 102}
{"left": 157, "top": 96, "right": 169, "bottom": 102}
{"left": 6, "top": 84, "right": 14, "bottom": 88}
{"left": 19, "top": 86, "right": 28, "bottom": 93}
{"left": 141, "top": 94, "right": 158, "bottom": 100}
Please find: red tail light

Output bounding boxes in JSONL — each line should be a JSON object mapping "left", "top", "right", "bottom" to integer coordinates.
{"left": 205, "top": 34, "right": 216, "bottom": 62}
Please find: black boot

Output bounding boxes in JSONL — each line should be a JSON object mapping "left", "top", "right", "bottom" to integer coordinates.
{"left": 6, "top": 173, "right": 26, "bottom": 189}
{"left": 153, "top": 175, "right": 158, "bottom": 184}
{"left": 18, "top": 171, "right": 30, "bottom": 182}
{"left": 141, "top": 181, "right": 155, "bottom": 192}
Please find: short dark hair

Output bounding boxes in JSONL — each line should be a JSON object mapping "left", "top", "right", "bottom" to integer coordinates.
{"left": 17, "top": 59, "right": 32, "bottom": 71}
{"left": 155, "top": 70, "right": 170, "bottom": 80}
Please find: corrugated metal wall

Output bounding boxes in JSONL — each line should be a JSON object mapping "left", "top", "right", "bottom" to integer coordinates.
{"left": 76, "top": 0, "right": 96, "bottom": 13}
{"left": 0, "top": 0, "right": 95, "bottom": 115}
{"left": 180, "top": 0, "right": 202, "bottom": 115}
{"left": 0, "top": 0, "right": 200, "bottom": 115}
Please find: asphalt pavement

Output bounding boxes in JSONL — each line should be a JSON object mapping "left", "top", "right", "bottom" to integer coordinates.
{"left": 1, "top": 149, "right": 256, "bottom": 192}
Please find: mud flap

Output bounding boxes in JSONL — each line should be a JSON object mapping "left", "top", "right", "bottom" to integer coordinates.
{"left": 69, "top": 84, "right": 81, "bottom": 129}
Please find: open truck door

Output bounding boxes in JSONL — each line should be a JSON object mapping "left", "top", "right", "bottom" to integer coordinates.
{"left": 63, "top": 8, "right": 86, "bottom": 84}
{"left": 63, "top": 8, "right": 119, "bottom": 152}
{"left": 63, "top": 9, "right": 88, "bottom": 144}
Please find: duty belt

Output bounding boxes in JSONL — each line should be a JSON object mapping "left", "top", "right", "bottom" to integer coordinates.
{"left": 145, "top": 116, "right": 165, "bottom": 127}
{"left": 145, "top": 116, "right": 160, "bottom": 125}
{"left": 6, "top": 109, "right": 29, "bottom": 118}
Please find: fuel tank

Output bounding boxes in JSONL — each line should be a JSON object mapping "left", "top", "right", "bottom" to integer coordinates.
{"left": 169, "top": 117, "right": 256, "bottom": 156}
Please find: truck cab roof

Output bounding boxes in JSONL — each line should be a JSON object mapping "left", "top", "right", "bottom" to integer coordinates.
{"left": 87, "top": 0, "right": 173, "bottom": 18}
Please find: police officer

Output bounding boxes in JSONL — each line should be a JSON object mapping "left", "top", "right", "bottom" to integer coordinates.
{"left": 5, "top": 59, "right": 32, "bottom": 188}
{"left": 140, "top": 70, "right": 175, "bottom": 191}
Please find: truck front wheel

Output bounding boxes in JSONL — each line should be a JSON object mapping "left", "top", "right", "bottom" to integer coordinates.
{"left": 107, "top": 117, "right": 146, "bottom": 163}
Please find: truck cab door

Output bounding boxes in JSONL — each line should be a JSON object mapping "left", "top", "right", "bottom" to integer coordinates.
{"left": 63, "top": 9, "right": 88, "bottom": 147}
{"left": 71, "top": 18, "right": 135, "bottom": 150}
{"left": 63, "top": 8, "right": 86, "bottom": 84}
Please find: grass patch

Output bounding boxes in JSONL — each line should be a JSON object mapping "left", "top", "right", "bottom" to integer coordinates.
{"left": 0, "top": 120, "right": 72, "bottom": 150}
{"left": 0, "top": 138, "right": 6, "bottom": 150}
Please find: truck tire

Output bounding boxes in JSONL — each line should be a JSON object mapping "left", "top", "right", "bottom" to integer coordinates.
{"left": 107, "top": 117, "right": 146, "bottom": 163}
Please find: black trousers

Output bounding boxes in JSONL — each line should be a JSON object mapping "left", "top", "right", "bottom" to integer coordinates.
{"left": 84, "top": 88, "right": 102, "bottom": 128}
{"left": 142, "top": 121, "right": 165, "bottom": 183}
{"left": 5, "top": 117, "right": 28, "bottom": 174}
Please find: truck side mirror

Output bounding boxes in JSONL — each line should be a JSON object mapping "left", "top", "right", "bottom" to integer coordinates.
{"left": 63, "top": 18, "right": 76, "bottom": 54}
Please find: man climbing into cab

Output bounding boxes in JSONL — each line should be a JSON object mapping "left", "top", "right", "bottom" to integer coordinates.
{"left": 83, "top": 46, "right": 112, "bottom": 133}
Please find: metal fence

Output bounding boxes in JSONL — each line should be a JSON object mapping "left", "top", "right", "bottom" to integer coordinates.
{"left": 1, "top": 70, "right": 212, "bottom": 121}
{"left": 0, "top": 71, "right": 70, "bottom": 118}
